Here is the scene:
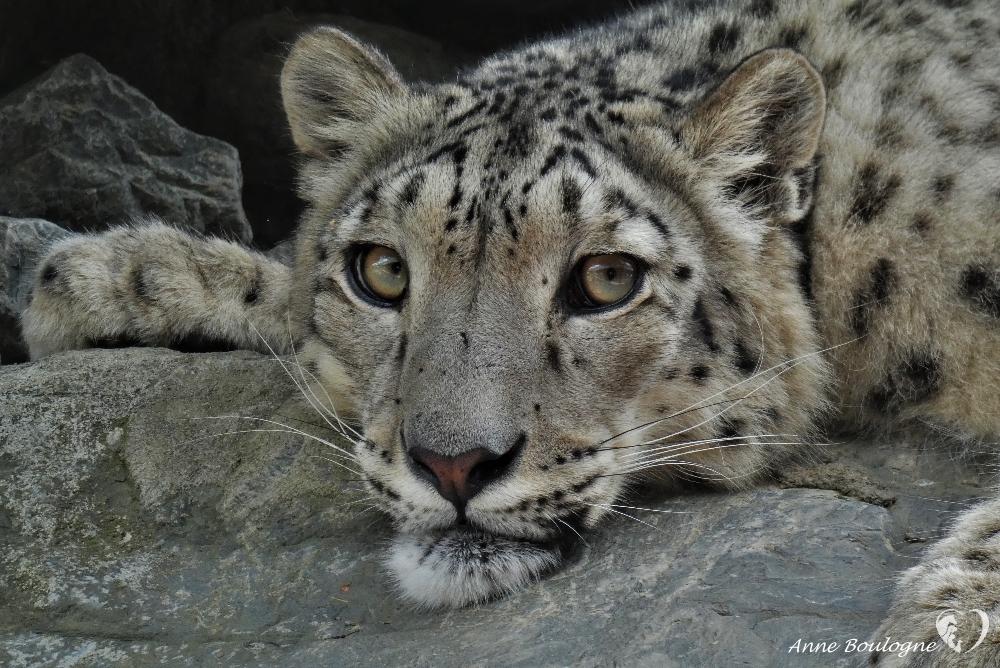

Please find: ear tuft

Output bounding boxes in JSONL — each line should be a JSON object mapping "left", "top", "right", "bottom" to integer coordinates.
{"left": 281, "top": 27, "right": 407, "bottom": 159}
{"left": 681, "top": 49, "right": 826, "bottom": 224}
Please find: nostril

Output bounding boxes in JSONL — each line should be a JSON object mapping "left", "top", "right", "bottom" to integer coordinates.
{"left": 409, "top": 452, "right": 438, "bottom": 487}
{"left": 467, "top": 433, "right": 525, "bottom": 490}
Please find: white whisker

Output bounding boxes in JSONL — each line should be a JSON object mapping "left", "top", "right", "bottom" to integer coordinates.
{"left": 193, "top": 415, "right": 357, "bottom": 462}
{"left": 582, "top": 503, "right": 666, "bottom": 534}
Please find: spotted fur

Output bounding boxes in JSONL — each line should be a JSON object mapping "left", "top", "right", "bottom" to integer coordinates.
{"left": 19, "top": 0, "right": 1000, "bottom": 643}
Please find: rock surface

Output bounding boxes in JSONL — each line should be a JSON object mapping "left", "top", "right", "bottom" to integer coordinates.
{"left": 0, "top": 54, "right": 252, "bottom": 242}
{"left": 0, "top": 217, "right": 71, "bottom": 364}
{"left": 0, "top": 347, "right": 989, "bottom": 666}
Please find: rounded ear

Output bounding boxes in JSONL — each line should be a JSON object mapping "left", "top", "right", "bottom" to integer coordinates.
{"left": 680, "top": 49, "right": 826, "bottom": 224}
{"left": 280, "top": 27, "right": 407, "bottom": 159}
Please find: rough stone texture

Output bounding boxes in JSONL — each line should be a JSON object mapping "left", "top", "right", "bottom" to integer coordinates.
{"left": 0, "top": 217, "right": 72, "bottom": 364}
{"left": 1, "top": 347, "right": 989, "bottom": 666}
{"left": 0, "top": 54, "right": 252, "bottom": 242}
{"left": 201, "top": 12, "right": 479, "bottom": 247}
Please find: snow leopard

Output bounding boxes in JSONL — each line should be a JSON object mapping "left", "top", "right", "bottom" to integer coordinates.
{"left": 19, "top": 0, "right": 1000, "bottom": 663}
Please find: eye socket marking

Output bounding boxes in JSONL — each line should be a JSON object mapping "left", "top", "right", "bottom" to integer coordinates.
{"left": 350, "top": 245, "right": 409, "bottom": 306}
{"left": 567, "top": 253, "right": 642, "bottom": 311}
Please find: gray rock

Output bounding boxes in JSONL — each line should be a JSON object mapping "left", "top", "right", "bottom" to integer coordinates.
{"left": 0, "top": 54, "right": 252, "bottom": 242}
{"left": 0, "top": 216, "right": 72, "bottom": 364}
{"left": 201, "top": 12, "right": 480, "bottom": 246}
{"left": 2, "top": 347, "right": 976, "bottom": 667}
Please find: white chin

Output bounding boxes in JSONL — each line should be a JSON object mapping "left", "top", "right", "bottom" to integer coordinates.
{"left": 387, "top": 530, "right": 561, "bottom": 609}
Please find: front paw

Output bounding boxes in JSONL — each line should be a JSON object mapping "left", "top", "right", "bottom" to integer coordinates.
{"left": 867, "top": 499, "right": 1000, "bottom": 667}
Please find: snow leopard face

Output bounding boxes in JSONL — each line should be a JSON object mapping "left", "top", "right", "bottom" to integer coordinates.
{"left": 279, "top": 23, "right": 827, "bottom": 607}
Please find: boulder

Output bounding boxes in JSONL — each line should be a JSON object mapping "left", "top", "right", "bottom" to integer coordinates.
{"left": 200, "top": 12, "right": 480, "bottom": 247}
{"left": 1, "top": 347, "right": 982, "bottom": 666}
{"left": 0, "top": 54, "right": 252, "bottom": 242}
{"left": 0, "top": 217, "right": 72, "bottom": 364}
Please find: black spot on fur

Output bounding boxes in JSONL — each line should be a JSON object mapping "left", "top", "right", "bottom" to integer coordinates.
{"left": 448, "top": 183, "right": 463, "bottom": 210}
{"left": 823, "top": 58, "right": 846, "bottom": 90}
{"left": 429, "top": 141, "right": 468, "bottom": 165}
{"left": 603, "top": 188, "right": 639, "bottom": 217}
{"left": 778, "top": 25, "right": 808, "bottom": 50}
{"left": 583, "top": 112, "right": 604, "bottom": 136}
{"left": 540, "top": 145, "right": 567, "bottom": 176}
{"left": 400, "top": 172, "right": 425, "bottom": 206}
{"left": 558, "top": 126, "right": 584, "bottom": 142}
{"left": 396, "top": 333, "right": 408, "bottom": 363}
{"left": 866, "top": 352, "right": 941, "bottom": 414}
{"left": 960, "top": 265, "right": 1000, "bottom": 318}
{"left": 546, "top": 342, "right": 562, "bottom": 372}
{"left": 719, "top": 287, "right": 736, "bottom": 306}
{"left": 932, "top": 174, "right": 955, "bottom": 202}
{"left": 503, "top": 206, "right": 518, "bottom": 241}
{"left": 605, "top": 110, "right": 626, "bottom": 125}
{"left": 663, "top": 67, "right": 701, "bottom": 91}
{"left": 646, "top": 212, "right": 670, "bottom": 237}
{"left": 675, "top": 265, "right": 692, "bottom": 281}
{"left": 40, "top": 262, "right": 59, "bottom": 285}
{"left": 447, "top": 99, "right": 488, "bottom": 128}
{"left": 849, "top": 258, "right": 895, "bottom": 336}
{"left": 445, "top": 218, "right": 458, "bottom": 232}
{"left": 486, "top": 92, "right": 507, "bottom": 116}
{"left": 562, "top": 178, "right": 582, "bottom": 215}
{"left": 692, "top": 299, "right": 720, "bottom": 353}
{"left": 317, "top": 245, "right": 328, "bottom": 262}
{"left": 130, "top": 268, "right": 155, "bottom": 304}
{"left": 717, "top": 417, "right": 744, "bottom": 441}
{"left": 734, "top": 341, "right": 757, "bottom": 375}
{"left": 911, "top": 212, "right": 932, "bottom": 234}
{"left": 540, "top": 108, "right": 558, "bottom": 121}
{"left": 569, "top": 147, "right": 597, "bottom": 177}
{"left": 690, "top": 365, "right": 710, "bottom": 381}
{"left": 243, "top": 277, "right": 261, "bottom": 305}
{"left": 850, "top": 163, "right": 902, "bottom": 225}
{"left": 749, "top": 0, "right": 777, "bottom": 17}
{"left": 708, "top": 23, "right": 740, "bottom": 54}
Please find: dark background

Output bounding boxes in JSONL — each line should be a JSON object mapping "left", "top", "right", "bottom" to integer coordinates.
{"left": 0, "top": 0, "right": 665, "bottom": 248}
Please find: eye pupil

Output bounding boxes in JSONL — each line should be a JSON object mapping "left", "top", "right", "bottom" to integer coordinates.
{"left": 606, "top": 268, "right": 617, "bottom": 280}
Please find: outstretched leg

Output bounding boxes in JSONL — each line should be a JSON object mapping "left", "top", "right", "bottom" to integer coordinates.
{"left": 22, "top": 221, "right": 295, "bottom": 359}
{"left": 869, "top": 497, "right": 1000, "bottom": 667}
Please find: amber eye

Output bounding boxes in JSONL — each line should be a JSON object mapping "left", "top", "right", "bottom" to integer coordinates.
{"left": 353, "top": 245, "right": 408, "bottom": 305}
{"left": 569, "top": 254, "right": 640, "bottom": 309}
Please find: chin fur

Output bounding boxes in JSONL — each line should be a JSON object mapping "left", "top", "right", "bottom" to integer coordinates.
{"left": 387, "top": 530, "right": 562, "bottom": 608}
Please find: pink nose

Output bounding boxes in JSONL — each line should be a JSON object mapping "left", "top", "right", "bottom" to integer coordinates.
{"left": 408, "top": 447, "right": 505, "bottom": 509}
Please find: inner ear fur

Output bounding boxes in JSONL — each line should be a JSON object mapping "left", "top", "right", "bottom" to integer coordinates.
{"left": 281, "top": 26, "right": 407, "bottom": 159}
{"left": 680, "top": 49, "right": 827, "bottom": 224}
